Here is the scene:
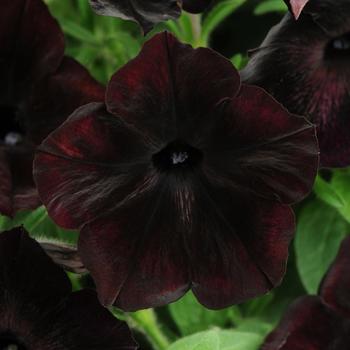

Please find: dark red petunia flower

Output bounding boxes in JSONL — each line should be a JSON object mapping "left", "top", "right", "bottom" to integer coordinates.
{"left": 262, "top": 236, "right": 350, "bottom": 350}
{"left": 283, "top": 0, "right": 309, "bottom": 19}
{"left": 0, "top": 227, "right": 137, "bottom": 349}
{"left": 89, "top": 0, "right": 211, "bottom": 34}
{"left": 34, "top": 32, "right": 319, "bottom": 311}
{"left": 242, "top": 0, "right": 350, "bottom": 168}
{"left": 0, "top": 0, "right": 104, "bottom": 218}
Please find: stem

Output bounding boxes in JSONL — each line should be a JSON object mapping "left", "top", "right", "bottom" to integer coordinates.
{"left": 189, "top": 14, "right": 202, "bottom": 47}
{"left": 129, "top": 309, "right": 170, "bottom": 350}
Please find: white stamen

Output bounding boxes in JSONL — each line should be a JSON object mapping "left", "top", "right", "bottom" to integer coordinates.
{"left": 4, "top": 132, "right": 22, "bottom": 146}
{"left": 172, "top": 152, "right": 188, "bottom": 165}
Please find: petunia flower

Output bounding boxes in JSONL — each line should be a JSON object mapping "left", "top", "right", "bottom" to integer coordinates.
{"left": 0, "top": 227, "right": 137, "bottom": 349}
{"left": 0, "top": 0, "right": 104, "bottom": 217}
{"left": 242, "top": 0, "right": 350, "bottom": 168}
{"left": 89, "top": 0, "right": 212, "bottom": 34}
{"left": 283, "top": 0, "right": 309, "bottom": 19}
{"left": 261, "top": 235, "right": 350, "bottom": 350}
{"left": 34, "top": 32, "right": 319, "bottom": 311}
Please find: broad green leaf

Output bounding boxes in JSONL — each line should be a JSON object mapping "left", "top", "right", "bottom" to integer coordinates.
{"left": 330, "top": 170, "right": 350, "bottom": 223}
{"left": 59, "top": 19, "right": 98, "bottom": 44}
{"left": 201, "top": 0, "right": 246, "bottom": 46}
{"left": 235, "top": 318, "right": 273, "bottom": 336}
{"left": 313, "top": 175, "right": 345, "bottom": 209}
{"left": 295, "top": 199, "right": 349, "bottom": 294}
{"left": 254, "top": 0, "right": 287, "bottom": 15}
{"left": 169, "top": 291, "right": 241, "bottom": 336}
{"left": 168, "top": 329, "right": 264, "bottom": 350}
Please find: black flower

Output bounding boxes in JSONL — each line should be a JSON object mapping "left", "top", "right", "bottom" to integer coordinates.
{"left": 0, "top": 0, "right": 104, "bottom": 217}
{"left": 262, "top": 236, "right": 350, "bottom": 350}
{"left": 242, "top": 0, "right": 350, "bottom": 168}
{"left": 0, "top": 227, "right": 137, "bottom": 349}
{"left": 34, "top": 32, "right": 318, "bottom": 311}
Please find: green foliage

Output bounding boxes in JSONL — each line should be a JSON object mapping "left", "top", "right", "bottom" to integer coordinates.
{"left": 168, "top": 328, "right": 266, "bottom": 350}
{"left": 231, "top": 53, "right": 249, "bottom": 69}
{"left": 0, "top": 206, "right": 78, "bottom": 244}
{"left": 313, "top": 175, "right": 345, "bottom": 209}
{"left": 200, "top": 0, "right": 247, "bottom": 46}
{"left": 169, "top": 291, "right": 242, "bottom": 336}
{"left": 254, "top": 0, "right": 287, "bottom": 15}
{"left": 45, "top": 0, "right": 142, "bottom": 83}
{"left": 295, "top": 199, "right": 349, "bottom": 294}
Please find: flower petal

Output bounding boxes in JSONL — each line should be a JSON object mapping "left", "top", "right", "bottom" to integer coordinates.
{"left": 34, "top": 103, "right": 152, "bottom": 229}
{"left": 0, "top": 228, "right": 138, "bottom": 349}
{"left": 106, "top": 32, "right": 240, "bottom": 145}
{"left": 242, "top": 1, "right": 350, "bottom": 168}
{"left": 79, "top": 181, "right": 191, "bottom": 310}
{"left": 262, "top": 296, "right": 350, "bottom": 350}
{"left": 0, "top": 144, "right": 41, "bottom": 217}
{"left": 320, "top": 236, "right": 350, "bottom": 317}
{"left": 202, "top": 85, "right": 318, "bottom": 205}
{"left": 57, "top": 289, "right": 138, "bottom": 349}
{"left": 24, "top": 56, "right": 105, "bottom": 144}
{"left": 89, "top": 0, "right": 181, "bottom": 34}
{"left": 0, "top": 0, "right": 64, "bottom": 103}
{"left": 0, "top": 149, "right": 12, "bottom": 216}
{"left": 0, "top": 227, "right": 71, "bottom": 305}
{"left": 188, "top": 177, "right": 295, "bottom": 309}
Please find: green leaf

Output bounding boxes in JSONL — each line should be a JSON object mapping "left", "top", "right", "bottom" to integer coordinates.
{"left": 330, "top": 170, "right": 350, "bottom": 223}
{"left": 241, "top": 292, "right": 274, "bottom": 319}
{"left": 254, "top": 0, "right": 287, "bottom": 15}
{"left": 201, "top": 0, "right": 246, "bottom": 46}
{"left": 168, "top": 329, "right": 264, "bottom": 350}
{"left": 59, "top": 19, "right": 98, "bottom": 44}
{"left": 169, "top": 291, "right": 241, "bottom": 336}
{"left": 313, "top": 175, "right": 345, "bottom": 209}
{"left": 0, "top": 207, "right": 78, "bottom": 244}
{"left": 231, "top": 53, "right": 248, "bottom": 70}
{"left": 235, "top": 318, "right": 273, "bottom": 336}
{"left": 295, "top": 199, "right": 349, "bottom": 294}
{"left": 164, "top": 20, "right": 183, "bottom": 39}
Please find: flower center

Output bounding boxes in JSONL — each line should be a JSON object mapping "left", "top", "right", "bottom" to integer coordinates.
{"left": 152, "top": 140, "right": 203, "bottom": 172}
{"left": 325, "top": 32, "right": 350, "bottom": 59}
{"left": 0, "top": 333, "right": 26, "bottom": 350}
{"left": 0, "top": 105, "right": 24, "bottom": 146}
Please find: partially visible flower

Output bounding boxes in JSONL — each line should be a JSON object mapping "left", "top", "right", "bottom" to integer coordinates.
{"left": 0, "top": 227, "right": 137, "bottom": 349}
{"left": 89, "top": 0, "right": 212, "bottom": 34}
{"left": 284, "top": 0, "right": 309, "bottom": 19}
{"left": 0, "top": 0, "right": 104, "bottom": 217}
{"left": 34, "top": 32, "right": 318, "bottom": 311}
{"left": 242, "top": 0, "right": 350, "bottom": 168}
{"left": 262, "top": 236, "right": 350, "bottom": 350}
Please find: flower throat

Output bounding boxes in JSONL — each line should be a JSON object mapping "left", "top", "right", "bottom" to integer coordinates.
{"left": 152, "top": 140, "right": 203, "bottom": 172}
{"left": 0, "top": 105, "right": 24, "bottom": 146}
